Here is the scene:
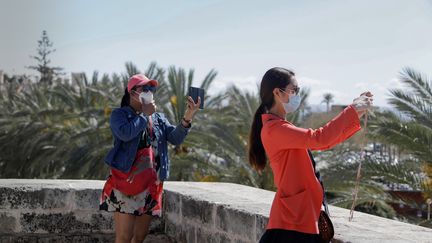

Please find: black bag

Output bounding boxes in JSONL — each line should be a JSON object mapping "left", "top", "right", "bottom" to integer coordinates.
{"left": 308, "top": 150, "right": 334, "bottom": 243}
{"left": 318, "top": 210, "right": 334, "bottom": 243}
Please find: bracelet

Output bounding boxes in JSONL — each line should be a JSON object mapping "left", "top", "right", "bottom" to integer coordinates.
{"left": 182, "top": 117, "right": 192, "bottom": 124}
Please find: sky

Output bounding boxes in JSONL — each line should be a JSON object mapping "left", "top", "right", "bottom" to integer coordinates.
{"left": 1, "top": 0, "right": 431, "bottom": 108}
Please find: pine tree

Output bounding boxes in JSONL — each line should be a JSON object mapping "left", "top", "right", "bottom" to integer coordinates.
{"left": 27, "top": 30, "right": 64, "bottom": 85}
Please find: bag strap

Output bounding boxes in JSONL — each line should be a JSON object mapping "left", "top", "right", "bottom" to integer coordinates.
{"left": 148, "top": 115, "right": 154, "bottom": 139}
{"left": 264, "top": 115, "right": 331, "bottom": 215}
{"left": 308, "top": 149, "right": 330, "bottom": 216}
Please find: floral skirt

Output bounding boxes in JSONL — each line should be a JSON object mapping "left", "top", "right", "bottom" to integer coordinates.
{"left": 99, "top": 178, "right": 163, "bottom": 217}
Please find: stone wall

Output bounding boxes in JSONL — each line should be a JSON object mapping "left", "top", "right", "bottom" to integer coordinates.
{"left": 0, "top": 180, "right": 166, "bottom": 242}
{"left": 0, "top": 179, "right": 431, "bottom": 243}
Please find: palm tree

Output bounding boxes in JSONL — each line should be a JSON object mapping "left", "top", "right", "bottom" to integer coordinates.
{"left": 184, "top": 85, "right": 311, "bottom": 189}
{"left": 160, "top": 66, "right": 216, "bottom": 155}
{"left": 317, "top": 67, "right": 432, "bottom": 226}
{"left": 322, "top": 93, "right": 334, "bottom": 112}
{"left": 162, "top": 66, "right": 217, "bottom": 124}
{"left": 0, "top": 62, "right": 165, "bottom": 179}
{"left": 371, "top": 68, "right": 432, "bottom": 163}
{"left": 370, "top": 67, "right": 432, "bottom": 199}
{"left": 189, "top": 85, "right": 262, "bottom": 186}
{"left": 317, "top": 147, "right": 425, "bottom": 219}
{"left": 0, "top": 81, "right": 68, "bottom": 178}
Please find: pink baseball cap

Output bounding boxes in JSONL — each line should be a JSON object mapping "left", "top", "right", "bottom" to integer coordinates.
{"left": 127, "top": 74, "right": 158, "bottom": 93}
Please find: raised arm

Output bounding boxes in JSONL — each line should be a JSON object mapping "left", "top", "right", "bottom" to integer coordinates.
{"left": 110, "top": 109, "right": 149, "bottom": 142}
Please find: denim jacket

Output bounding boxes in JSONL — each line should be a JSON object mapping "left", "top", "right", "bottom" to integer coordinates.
{"left": 105, "top": 106, "right": 190, "bottom": 181}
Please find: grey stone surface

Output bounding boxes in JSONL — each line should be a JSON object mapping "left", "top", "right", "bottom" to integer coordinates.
{"left": 74, "top": 188, "right": 101, "bottom": 209}
{"left": 255, "top": 214, "right": 268, "bottom": 242}
{"left": 0, "top": 212, "right": 17, "bottom": 234}
{"left": 215, "top": 206, "right": 255, "bottom": 241}
{"left": 163, "top": 181, "right": 432, "bottom": 243}
{"left": 1, "top": 179, "right": 432, "bottom": 243}
{"left": 0, "top": 233, "right": 174, "bottom": 243}
{"left": 181, "top": 196, "right": 214, "bottom": 225}
{"left": 0, "top": 179, "right": 166, "bottom": 242}
{"left": 20, "top": 212, "right": 90, "bottom": 233}
{"left": 0, "top": 187, "right": 70, "bottom": 210}
{"left": 196, "top": 227, "right": 231, "bottom": 243}
{"left": 0, "top": 233, "right": 115, "bottom": 243}
{"left": 164, "top": 191, "right": 180, "bottom": 215}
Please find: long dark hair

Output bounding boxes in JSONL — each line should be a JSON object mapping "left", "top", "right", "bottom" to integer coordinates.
{"left": 248, "top": 67, "right": 296, "bottom": 171}
{"left": 120, "top": 88, "right": 130, "bottom": 107}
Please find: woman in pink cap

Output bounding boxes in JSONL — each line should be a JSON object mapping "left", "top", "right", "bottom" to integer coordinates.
{"left": 100, "top": 74, "right": 201, "bottom": 243}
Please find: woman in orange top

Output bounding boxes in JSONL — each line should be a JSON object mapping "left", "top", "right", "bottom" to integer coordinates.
{"left": 248, "top": 67, "right": 373, "bottom": 242}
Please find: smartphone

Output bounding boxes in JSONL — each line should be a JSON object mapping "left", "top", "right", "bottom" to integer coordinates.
{"left": 188, "top": 86, "right": 204, "bottom": 109}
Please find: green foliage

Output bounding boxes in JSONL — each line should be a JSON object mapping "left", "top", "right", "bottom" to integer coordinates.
{"left": 2, "top": 51, "right": 431, "bottom": 228}
{"left": 370, "top": 67, "right": 432, "bottom": 162}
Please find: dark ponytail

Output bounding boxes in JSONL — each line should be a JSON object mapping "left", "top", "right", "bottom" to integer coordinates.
{"left": 248, "top": 67, "right": 296, "bottom": 171}
{"left": 120, "top": 88, "right": 130, "bottom": 107}
{"left": 248, "top": 103, "right": 267, "bottom": 171}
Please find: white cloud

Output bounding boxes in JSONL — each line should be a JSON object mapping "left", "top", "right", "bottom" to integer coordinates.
{"left": 297, "top": 76, "right": 323, "bottom": 86}
{"left": 297, "top": 76, "right": 352, "bottom": 105}
{"left": 354, "top": 82, "right": 367, "bottom": 89}
{"left": 209, "top": 75, "right": 259, "bottom": 96}
{"left": 200, "top": 75, "right": 411, "bottom": 109}
{"left": 384, "top": 78, "right": 405, "bottom": 90}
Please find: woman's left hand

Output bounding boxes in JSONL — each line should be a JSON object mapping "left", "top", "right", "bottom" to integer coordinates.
{"left": 183, "top": 96, "right": 201, "bottom": 121}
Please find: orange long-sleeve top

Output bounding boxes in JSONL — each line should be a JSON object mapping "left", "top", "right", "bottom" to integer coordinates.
{"left": 261, "top": 105, "right": 361, "bottom": 234}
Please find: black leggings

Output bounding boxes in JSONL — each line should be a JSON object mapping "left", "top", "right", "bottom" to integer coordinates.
{"left": 259, "top": 229, "right": 319, "bottom": 243}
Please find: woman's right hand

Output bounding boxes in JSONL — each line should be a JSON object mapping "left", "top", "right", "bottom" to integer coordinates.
{"left": 352, "top": 91, "right": 373, "bottom": 118}
{"left": 141, "top": 101, "right": 156, "bottom": 116}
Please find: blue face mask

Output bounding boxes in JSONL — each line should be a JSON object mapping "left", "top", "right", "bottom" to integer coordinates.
{"left": 282, "top": 94, "right": 301, "bottom": 113}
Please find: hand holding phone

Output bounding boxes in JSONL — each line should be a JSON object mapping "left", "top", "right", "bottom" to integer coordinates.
{"left": 188, "top": 87, "right": 204, "bottom": 109}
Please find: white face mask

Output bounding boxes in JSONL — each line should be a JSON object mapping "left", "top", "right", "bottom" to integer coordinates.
{"left": 139, "top": 91, "right": 153, "bottom": 104}
{"left": 282, "top": 94, "right": 301, "bottom": 113}
{"left": 132, "top": 91, "right": 154, "bottom": 104}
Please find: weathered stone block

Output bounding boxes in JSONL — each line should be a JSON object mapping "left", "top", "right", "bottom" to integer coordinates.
{"left": 164, "top": 191, "right": 180, "bottom": 215}
{"left": 216, "top": 206, "right": 255, "bottom": 241}
{"left": 165, "top": 220, "right": 196, "bottom": 243}
{"left": 20, "top": 212, "right": 91, "bottom": 233}
{"left": 149, "top": 216, "right": 164, "bottom": 233}
{"left": 181, "top": 196, "right": 214, "bottom": 225}
{"left": 1, "top": 180, "right": 432, "bottom": 243}
{"left": 0, "top": 234, "right": 115, "bottom": 243}
{"left": 196, "top": 227, "right": 231, "bottom": 243}
{"left": 165, "top": 221, "right": 182, "bottom": 242}
{"left": 233, "top": 239, "right": 254, "bottom": 243}
{"left": 0, "top": 212, "right": 17, "bottom": 233}
{"left": 74, "top": 189, "right": 101, "bottom": 209}
{"left": 255, "top": 214, "right": 268, "bottom": 241}
{"left": 165, "top": 211, "right": 180, "bottom": 226}
{"left": 89, "top": 212, "right": 114, "bottom": 232}
{"left": 0, "top": 188, "right": 71, "bottom": 210}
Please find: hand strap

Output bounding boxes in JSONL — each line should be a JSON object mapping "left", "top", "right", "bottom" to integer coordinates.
{"left": 148, "top": 115, "right": 154, "bottom": 140}
{"left": 349, "top": 111, "right": 369, "bottom": 221}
